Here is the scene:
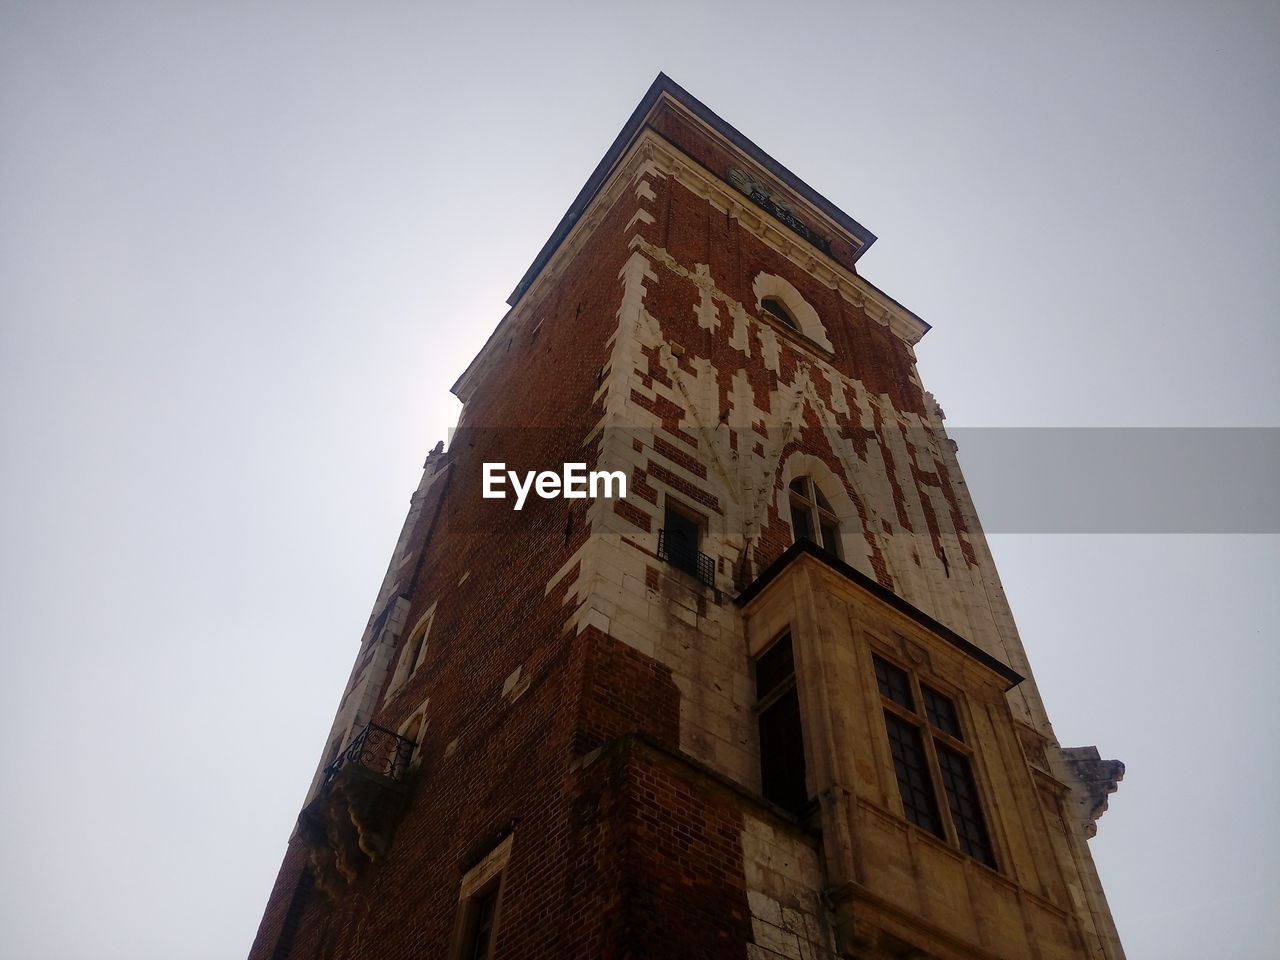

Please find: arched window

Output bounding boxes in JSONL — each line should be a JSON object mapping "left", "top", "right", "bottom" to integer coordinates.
{"left": 397, "top": 703, "right": 428, "bottom": 771}
{"left": 752, "top": 273, "right": 833, "bottom": 351}
{"left": 403, "top": 624, "right": 429, "bottom": 678}
{"left": 387, "top": 604, "right": 436, "bottom": 700}
{"left": 789, "top": 476, "right": 840, "bottom": 557}
{"left": 761, "top": 297, "right": 797, "bottom": 329}
{"left": 401, "top": 712, "right": 424, "bottom": 746}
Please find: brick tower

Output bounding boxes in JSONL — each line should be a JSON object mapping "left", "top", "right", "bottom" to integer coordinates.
{"left": 249, "top": 75, "right": 1125, "bottom": 960}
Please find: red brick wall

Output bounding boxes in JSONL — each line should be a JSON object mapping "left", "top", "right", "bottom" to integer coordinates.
{"left": 251, "top": 157, "right": 703, "bottom": 960}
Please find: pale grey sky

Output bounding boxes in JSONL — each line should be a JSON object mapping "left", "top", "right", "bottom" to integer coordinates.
{"left": 1, "top": 2, "right": 1276, "bottom": 958}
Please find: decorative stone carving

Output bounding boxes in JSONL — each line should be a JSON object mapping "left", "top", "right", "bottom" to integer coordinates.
{"left": 1061, "top": 745, "right": 1125, "bottom": 839}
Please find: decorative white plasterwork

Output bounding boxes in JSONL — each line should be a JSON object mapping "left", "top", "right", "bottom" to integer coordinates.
{"left": 751, "top": 272, "right": 834, "bottom": 352}
{"left": 487, "top": 129, "right": 928, "bottom": 372}
{"left": 636, "top": 131, "right": 929, "bottom": 346}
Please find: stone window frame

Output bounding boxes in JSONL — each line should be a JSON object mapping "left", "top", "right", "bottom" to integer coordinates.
{"left": 659, "top": 494, "right": 712, "bottom": 585}
{"left": 787, "top": 475, "right": 842, "bottom": 559}
{"left": 760, "top": 296, "right": 797, "bottom": 329}
{"left": 869, "top": 646, "right": 999, "bottom": 870}
{"left": 448, "top": 833, "right": 514, "bottom": 960}
{"left": 751, "top": 272, "right": 834, "bottom": 353}
{"left": 778, "top": 455, "right": 859, "bottom": 569}
{"left": 396, "top": 696, "right": 430, "bottom": 771}
{"left": 386, "top": 601, "right": 437, "bottom": 700}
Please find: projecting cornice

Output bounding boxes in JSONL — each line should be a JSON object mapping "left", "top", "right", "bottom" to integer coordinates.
{"left": 634, "top": 130, "right": 930, "bottom": 348}
{"left": 505, "top": 74, "right": 928, "bottom": 339}
{"left": 737, "top": 539, "right": 1025, "bottom": 690}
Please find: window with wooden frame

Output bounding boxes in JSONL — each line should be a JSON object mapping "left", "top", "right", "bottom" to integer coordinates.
{"left": 788, "top": 476, "right": 840, "bottom": 557}
{"left": 754, "top": 632, "right": 810, "bottom": 815}
{"left": 872, "top": 653, "right": 997, "bottom": 868}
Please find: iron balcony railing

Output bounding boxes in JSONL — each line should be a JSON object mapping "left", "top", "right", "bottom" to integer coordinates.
{"left": 323, "top": 722, "right": 416, "bottom": 786}
{"left": 658, "top": 528, "right": 715, "bottom": 587}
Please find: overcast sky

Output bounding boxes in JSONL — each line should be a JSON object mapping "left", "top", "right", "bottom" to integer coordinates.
{"left": 2, "top": 2, "right": 1276, "bottom": 958}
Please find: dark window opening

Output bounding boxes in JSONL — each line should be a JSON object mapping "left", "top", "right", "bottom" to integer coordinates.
{"left": 755, "top": 634, "right": 796, "bottom": 700}
{"left": 662, "top": 503, "right": 699, "bottom": 572}
{"left": 761, "top": 297, "right": 797, "bottom": 329}
{"left": 463, "top": 885, "right": 499, "bottom": 960}
{"left": 658, "top": 501, "right": 714, "bottom": 586}
{"left": 922, "top": 684, "right": 961, "bottom": 740}
{"left": 936, "top": 744, "right": 996, "bottom": 867}
{"left": 406, "top": 628, "right": 427, "bottom": 676}
{"left": 884, "top": 710, "right": 944, "bottom": 838}
{"left": 873, "top": 653, "right": 997, "bottom": 869}
{"left": 873, "top": 655, "right": 913, "bottom": 709}
{"left": 756, "top": 634, "right": 809, "bottom": 815}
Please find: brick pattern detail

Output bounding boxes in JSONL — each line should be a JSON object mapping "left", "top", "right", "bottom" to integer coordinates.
{"left": 563, "top": 737, "right": 755, "bottom": 960}
{"left": 575, "top": 626, "right": 681, "bottom": 755}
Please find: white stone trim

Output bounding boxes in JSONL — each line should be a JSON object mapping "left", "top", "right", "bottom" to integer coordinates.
{"left": 752, "top": 272, "right": 833, "bottom": 352}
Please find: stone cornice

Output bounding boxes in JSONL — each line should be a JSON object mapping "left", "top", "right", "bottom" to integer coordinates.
{"left": 636, "top": 129, "right": 930, "bottom": 346}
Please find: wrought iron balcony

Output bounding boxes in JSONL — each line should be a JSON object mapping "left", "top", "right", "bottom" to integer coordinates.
{"left": 323, "top": 722, "right": 415, "bottom": 786}
{"left": 658, "top": 528, "right": 715, "bottom": 587}
{"left": 300, "top": 722, "right": 417, "bottom": 897}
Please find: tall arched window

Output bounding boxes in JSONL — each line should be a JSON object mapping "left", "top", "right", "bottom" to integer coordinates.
{"left": 789, "top": 476, "right": 840, "bottom": 557}
{"left": 387, "top": 605, "right": 436, "bottom": 700}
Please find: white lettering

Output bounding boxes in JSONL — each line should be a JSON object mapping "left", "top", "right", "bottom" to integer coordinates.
{"left": 535, "top": 470, "right": 561, "bottom": 499}
{"left": 590, "top": 470, "right": 628, "bottom": 500}
{"left": 482, "top": 463, "right": 629, "bottom": 509}
{"left": 482, "top": 462, "right": 506, "bottom": 499}
{"left": 563, "top": 462, "right": 587, "bottom": 498}
{"left": 509, "top": 470, "right": 536, "bottom": 511}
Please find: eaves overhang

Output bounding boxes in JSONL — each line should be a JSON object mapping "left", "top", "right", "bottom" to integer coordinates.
{"left": 506, "top": 72, "right": 881, "bottom": 308}
{"left": 736, "top": 539, "right": 1025, "bottom": 690}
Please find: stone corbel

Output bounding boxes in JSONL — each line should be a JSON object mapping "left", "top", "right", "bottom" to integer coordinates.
{"left": 1060, "top": 745, "right": 1125, "bottom": 838}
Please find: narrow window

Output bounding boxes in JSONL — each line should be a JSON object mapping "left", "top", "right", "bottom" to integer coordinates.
{"left": 450, "top": 834, "right": 512, "bottom": 960}
{"left": 883, "top": 710, "right": 944, "bottom": 837}
{"left": 462, "top": 884, "right": 500, "bottom": 960}
{"left": 387, "top": 607, "right": 436, "bottom": 699}
{"left": 936, "top": 743, "right": 996, "bottom": 867}
{"left": 922, "top": 684, "right": 961, "bottom": 739}
{"left": 761, "top": 296, "right": 797, "bottom": 329}
{"left": 873, "top": 654, "right": 997, "bottom": 868}
{"left": 399, "top": 708, "right": 426, "bottom": 770}
{"left": 788, "top": 477, "right": 840, "bottom": 557}
{"left": 755, "top": 633, "right": 809, "bottom": 815}
{"left": 405, "top": 627, "right": 428, "bottom": 676}
{"left": 659, "top": 500, "right": 713, "bottom": 586}
{"left": 662, "top": 502, "right": 699, "bottom": 573}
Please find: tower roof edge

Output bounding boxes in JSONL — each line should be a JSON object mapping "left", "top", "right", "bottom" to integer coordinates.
{"left": 505, "top": 73, "right": 880, "bottom": 308}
